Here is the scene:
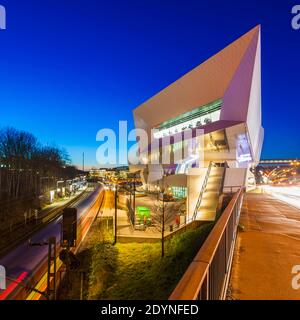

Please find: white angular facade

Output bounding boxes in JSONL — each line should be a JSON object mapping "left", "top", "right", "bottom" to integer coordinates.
{"left": 131, "top": 26, "right": 264, "bottom": 220}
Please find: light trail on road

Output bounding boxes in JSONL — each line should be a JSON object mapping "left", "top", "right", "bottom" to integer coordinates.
{"left": 0, "top": 184, "right": 103, "bottom": 300}
{"left": 261, "top": 185, "right": 300, "bottom": 210}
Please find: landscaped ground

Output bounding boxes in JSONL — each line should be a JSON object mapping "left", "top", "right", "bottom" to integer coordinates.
{"left": 88, "top": 222, "right": 213, "bottom": 300}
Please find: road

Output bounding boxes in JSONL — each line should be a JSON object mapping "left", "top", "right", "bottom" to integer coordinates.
{"left": 0, "top": 184, "right": 103, "bottom": 300}
{"left": 261, "top": 185, "right": 300, "bottom": 210}
{"left": 100, "top": 190, "right": 115, "bottom": 216}
{"left": 230, "top": 192, "right": 300, "bottom": 299}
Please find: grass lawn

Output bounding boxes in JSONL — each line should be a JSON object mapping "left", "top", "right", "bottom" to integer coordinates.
{"left": 88, "top": 222, "right": 213, "bottom": 300}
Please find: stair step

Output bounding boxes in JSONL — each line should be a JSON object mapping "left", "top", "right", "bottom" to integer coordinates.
{"left": 202, "top": 193, "right": 219, "bottom": 200}
{"left": 206, "top": 181, "right": 221, "bottom": 187}
{"left": 205, "top": 188, "right": 220, "bottom": 192}
{"left": 207, "top": 174, "right": 222, "bottom": 179}
{"left": 195, "top": 210, "right": 216, "bottom": 221}
{"left": 201, "top": 201, "right": 218, "bottom": 208}
{"left": 193, "top": 166, "right": 225, "bottom": 222}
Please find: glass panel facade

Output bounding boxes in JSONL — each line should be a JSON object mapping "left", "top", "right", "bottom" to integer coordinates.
{"left": 153, "top": 99, "right": 222, "bottom": 139}
{"left": 171, "top": 187, "right": 187, "bottom": 199}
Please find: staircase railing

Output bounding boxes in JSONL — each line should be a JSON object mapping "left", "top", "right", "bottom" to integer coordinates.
{"left": 192, "top": 161, "right": 213, "bottom": 221}
{"left": 215, "top": 162, "right": 229, "bottom": 218}
{"left": 218, "top": 161, "right": 229, "bottom": 195}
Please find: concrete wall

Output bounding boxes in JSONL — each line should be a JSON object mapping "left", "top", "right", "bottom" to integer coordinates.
{"left": 165, "top": 174, "right": 187, "bottom": 187}
{"left": 246, "top": 30, "right": 264, "bottom": 164}
{"left": 223, "top": 168, "right": 247, "bottom": 193}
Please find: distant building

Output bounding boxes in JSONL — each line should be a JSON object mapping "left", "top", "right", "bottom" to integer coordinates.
{"left": 89, "top": 168, "right": 107, "bottom": 178}
{"left": 131, "top": 26, "right": 264, "bottom": 221}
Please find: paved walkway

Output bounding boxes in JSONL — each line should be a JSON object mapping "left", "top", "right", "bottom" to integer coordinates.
{"left": 99, "top": 190, "right": 183, "bottom": 241}
{"left": 229, "top": 192, "right": 300, "bottom": 300}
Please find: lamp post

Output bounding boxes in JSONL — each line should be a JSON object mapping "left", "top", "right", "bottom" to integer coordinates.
{"left": 159, "top": 175, "right": 166, "bottom": 257}
{"left": 127, "top": 171, "right": 139, "bottom": 226}
{"left": 161, "top": 189, "right": 165, "bottom": 258}
{"left": 114, "top": 184, "right": 118, "bottom": 245}
{"left": 133, "top": 173, "right": 136, "bottom": 226}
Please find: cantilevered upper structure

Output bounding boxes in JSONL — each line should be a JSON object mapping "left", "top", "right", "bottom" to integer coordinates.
{"left": 132, "top": 26, "right": 263, "bottom": 221}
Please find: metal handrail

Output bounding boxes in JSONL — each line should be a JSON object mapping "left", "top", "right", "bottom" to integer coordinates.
{"left": 215, "top": 164, "right": 228, "bottom": 218}
{"left": 223, "top": 185, "right": 243, "bottom": 194}
{"left": 169, "top": 187, "right": 244, "bottom": 300}
{"left": 192, "top": 162, "right": 213, "bottom": 221}
{"left": 224, "top": 129, "right": 230, "bottom": 152}
{"left": 218, "top": 161, "right": 229, "bottom": 195}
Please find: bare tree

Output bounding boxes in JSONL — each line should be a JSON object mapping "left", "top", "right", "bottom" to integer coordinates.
{"left": 152, "top": 196, "right": 175, "bottom": 257}
{"left": 0, "top": 127, "right": 38, "bottom": 199}
{"left": 0, "top": 126, "right": 79, "bottom": 231}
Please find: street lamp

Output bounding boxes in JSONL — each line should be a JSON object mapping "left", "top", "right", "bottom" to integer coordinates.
{"left": 156, "top": 174, "right": 167, "bottom": 257}
{"left": 132, "top": 172, "right": 136, "bottom": 226}
{"left": 127, "top": 171, "right": 139, "bottom": 225}
{"left": 114, "top": 184, "right": 118, "bottom": 245}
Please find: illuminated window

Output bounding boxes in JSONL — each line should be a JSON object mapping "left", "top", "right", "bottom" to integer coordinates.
{"left": 153, "top": 99, "right": 222, "bottom": 139}
{"left": 171, "top": 187, "right": 187, "bottom": 199}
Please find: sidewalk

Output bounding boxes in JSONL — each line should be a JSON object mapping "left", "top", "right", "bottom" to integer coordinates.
{"left": 100, "top": 190, "right": 179, "bottom": 242}
{"left": 229, "top": 192, "right": 300, "bottom": 300}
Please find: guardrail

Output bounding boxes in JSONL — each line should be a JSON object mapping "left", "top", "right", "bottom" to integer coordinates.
{"left": 169, "top": 187, "right": 244, "bottom": 300}
{"left": 223, "top": 185, "right": 243, "bottom": 194}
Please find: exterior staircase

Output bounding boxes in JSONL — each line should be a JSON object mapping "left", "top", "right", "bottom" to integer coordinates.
{"left": 193, "top": 164, "right": 226, "bottom": 221}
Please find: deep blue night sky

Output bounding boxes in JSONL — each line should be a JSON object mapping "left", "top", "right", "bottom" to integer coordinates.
{"left": 0, "top": 0, "right": 299, "bottom": 167}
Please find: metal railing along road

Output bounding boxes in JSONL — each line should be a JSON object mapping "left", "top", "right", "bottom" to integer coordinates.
{"left": 169, "top": 187, "right": 244, "bottom": 300}
{"left": 223, "top": 185, "right": 243, "bottom": 194}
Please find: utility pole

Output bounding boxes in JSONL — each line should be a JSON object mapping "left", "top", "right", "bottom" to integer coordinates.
{"left": 133, "top": 173, "right": 136, "bottom": 226}
{"left": 162, "top": 194, "right": 165, "bottom": 258}
{"left": 82, "top": 152, "right": 85, "bottom": 173}
{"left": 114, "top": 184, "right": 118, "bottom": 245}
{"left": 160, "top": 175, "right": 166, "bottom": 258}
{"left": 29, "top": 237, "right": 57, "bottom": 300}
